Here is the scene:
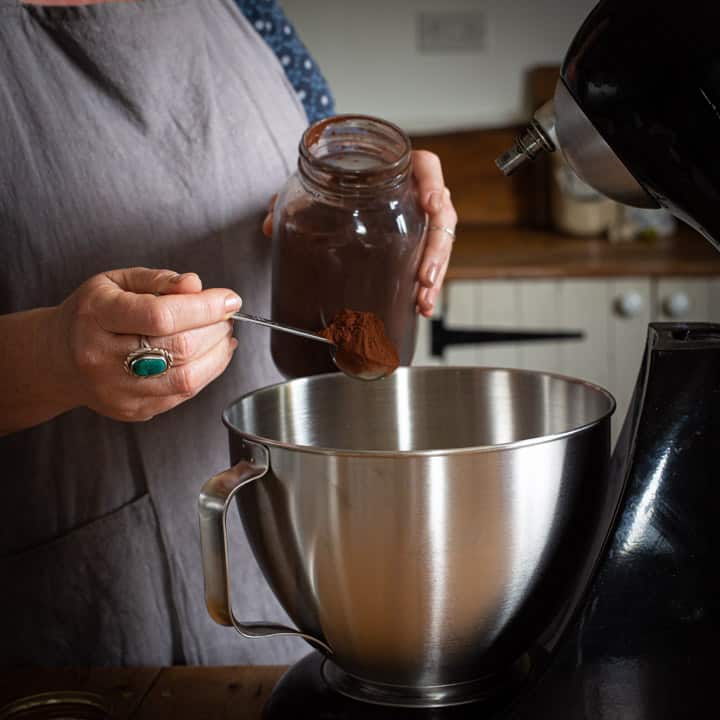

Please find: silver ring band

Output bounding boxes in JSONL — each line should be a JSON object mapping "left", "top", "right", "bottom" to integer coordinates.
{"left": 124, "top": 336, "right": 174, "bottom": 378}
{"left": 428, "top": 224, "right": 456, "bottom": 240}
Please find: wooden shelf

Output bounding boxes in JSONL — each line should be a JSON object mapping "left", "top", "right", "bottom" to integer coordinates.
{"left": 0, "top": 666, "right": 286, "bottom": 720}
{"left": 447, "top": 224, "right": 720, "bottom": 280}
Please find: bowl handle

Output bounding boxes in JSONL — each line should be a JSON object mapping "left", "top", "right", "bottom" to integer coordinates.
{"left": 198, "top": 440, "right": 332, "bottom": 654}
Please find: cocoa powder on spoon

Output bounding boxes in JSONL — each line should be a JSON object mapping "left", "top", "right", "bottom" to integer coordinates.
{"left": 319, "top": 309, "right": 400, "bottom": 380}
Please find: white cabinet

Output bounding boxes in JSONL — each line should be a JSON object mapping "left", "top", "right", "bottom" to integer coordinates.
{"left": 413, "top": 276, "right": 720, "bottom": 442}
{"left": 654, "top": 278, "right": 720, "bottom": 322}
{"left": 413, "top": 295, "right": 445, "bottom": 368}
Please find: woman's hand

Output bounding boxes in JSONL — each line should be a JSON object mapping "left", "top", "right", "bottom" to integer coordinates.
{"left": 53, "top": 268, "right": 240, "bottom": 422}
{"left": 262, "top": 149, "right": 457, "bottom": 318}
{"left": 0, "top": 268, "right": 241, "bottom": 434}
{"left": 413, "top": 150, "right": 457, "bottom": 317}
{"left": 410, "top": 150, "right": 457, "bottom": 317}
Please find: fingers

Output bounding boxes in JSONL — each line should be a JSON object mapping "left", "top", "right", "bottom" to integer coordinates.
{"left": 146, "top": 319, "right": 233, "bottom": 366}
{"left": 110, "top": 328, "right": 237, "bottom": 413}
{"left": 419, "top": 207, "right": 457, "bottom": 285}
{"left": 63, "top": 268, "right": 243, "bottom": 423}
{"left": 412, "top": 148, "right": 458, "bottom": 282}
{"left": 162, "top": 272, "right": 203, "bottom": 295}
{"left": 416, "top": 207, "right": 456, "bottom": 317}
{"left": 262, "top": 194, "right": 278, "bottom": 238}
{"left": 410, "top": 149, "right": 458, "bottom": 316}
{"left": 111, "top": 334, "right": 238, "bottom": 421}
{"left": 160, "top": 333, "right": 238, "bottom": 400}
{"left": 103, "top": 267, "right": 203, "bottom": 295}
{"left": 417, "top": 255, "right": 450, "bottom": 317}
{"left": 94, "top": 285, "right": 242, "bottom": 336}
{"left": 412, "top": 150, "right": 447, "bottom": 214}
{"left": 262, "top": 212, "right": 272, "bottom": 238}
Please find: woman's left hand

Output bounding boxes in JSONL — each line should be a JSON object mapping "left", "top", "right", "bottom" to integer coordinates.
{"left": 410, "top": 149, "right": 457, "bottom": 317}
{"left": 262, "top": 148, "right": 457, "bottom": 318}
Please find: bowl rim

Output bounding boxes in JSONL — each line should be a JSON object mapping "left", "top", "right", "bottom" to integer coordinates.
{"left": 222, "top": 366, "right": 617, "bottom": 458}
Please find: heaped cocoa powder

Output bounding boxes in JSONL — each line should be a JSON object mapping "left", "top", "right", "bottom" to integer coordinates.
{"left": 319, "top": 309, "right": 400, "bottom": 378}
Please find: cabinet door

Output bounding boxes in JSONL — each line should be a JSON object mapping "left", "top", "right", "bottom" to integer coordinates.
{"left": 607, "top": 279, "right": 652, "bottom": 437}
{"left": 441, "top": 278, "right": 651, "bottom": 443}
{"left": 412, "top": 297, "right": 446, "bottom": 366}
{"left": 520, "top": 278, "right": 650, "bottom": 438}
{"left": 444, "top": 279, "right": 609, "bottom": 385}
{"left": 551, "top": 279, "right": 610, "bottom": 390}
{"left": 654, "top": 278, "right": 714, "bottom": 322}
{"left": 444, "top": 280, "right": 521, "bottom": 368}
{"left": 514, "top": 280, "right": 567, "bottom": 376}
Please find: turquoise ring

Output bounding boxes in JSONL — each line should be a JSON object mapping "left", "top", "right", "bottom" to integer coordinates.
{"left": 124, "top": 337, "right": 174, "bottom": 378}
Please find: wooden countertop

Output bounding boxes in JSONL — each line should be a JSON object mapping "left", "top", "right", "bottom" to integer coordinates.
{"left": 0, "top": 666, "right": 287, "bottom": 719}
{"left": 446, "top": 225, "right": 720, "bottom": 280}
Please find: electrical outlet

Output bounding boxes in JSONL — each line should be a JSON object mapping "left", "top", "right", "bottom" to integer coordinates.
{"left": 417, "top": 11, "right": 487, "bottom": 54}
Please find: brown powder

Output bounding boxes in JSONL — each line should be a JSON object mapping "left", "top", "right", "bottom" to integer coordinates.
{"left": 319, "top": 309, "right": 400, "bottom": 379}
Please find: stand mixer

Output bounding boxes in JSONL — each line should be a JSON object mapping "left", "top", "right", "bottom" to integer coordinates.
{"left": 199, "top": 0, "right": 720, "bottom": 716}
{"left": 496, "top": 0, "right": 720, "bottom": 246}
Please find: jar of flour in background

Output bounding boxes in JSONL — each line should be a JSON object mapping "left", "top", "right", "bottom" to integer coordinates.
{"left": 550, "top": 152, "right": 676, "bottom": 241}
{"left": 550, "top": 151, "right": 617, "bottom": 236}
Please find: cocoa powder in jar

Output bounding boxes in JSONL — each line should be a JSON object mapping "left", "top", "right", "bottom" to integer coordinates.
{"left": 270, "top": 115, "right": 426, "bottom": 379}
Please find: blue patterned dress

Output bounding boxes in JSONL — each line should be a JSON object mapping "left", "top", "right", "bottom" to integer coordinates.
{"left": 235, "top": 0, "right": 335, "bottom": 123}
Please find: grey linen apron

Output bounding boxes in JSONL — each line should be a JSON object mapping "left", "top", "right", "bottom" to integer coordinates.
{"left": 0, "top": 0, "right": 309, "bottom": 666}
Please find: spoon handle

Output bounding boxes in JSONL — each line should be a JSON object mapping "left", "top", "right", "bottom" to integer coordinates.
{"left": 231, "top": 312, "right": 335, "bottom": 346}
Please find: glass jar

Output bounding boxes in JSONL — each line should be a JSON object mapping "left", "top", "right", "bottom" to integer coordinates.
{"left": 271, "top": 115, "right": 426, "bottom": 378}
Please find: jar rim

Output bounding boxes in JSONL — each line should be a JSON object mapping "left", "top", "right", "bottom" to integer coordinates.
{"left": 299, "top": 114, "right": 412, "bottom": 180}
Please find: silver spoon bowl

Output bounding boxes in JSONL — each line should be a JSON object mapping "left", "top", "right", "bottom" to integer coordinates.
{"left": 231, "top": 311, "right": 392, "bottom": 381}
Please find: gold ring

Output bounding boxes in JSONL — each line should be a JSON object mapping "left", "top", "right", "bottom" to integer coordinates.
{"left": 124, "top": 336, "right": 174, "bottom": 378}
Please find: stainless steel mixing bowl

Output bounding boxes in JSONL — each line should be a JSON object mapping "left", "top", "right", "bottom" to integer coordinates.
{"left": 199, "top": 367, "right": 615, "bottom": 706}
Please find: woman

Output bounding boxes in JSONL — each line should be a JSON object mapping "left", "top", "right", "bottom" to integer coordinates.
{"left": 0, "top": 0, "right": 457, "bottom": 666}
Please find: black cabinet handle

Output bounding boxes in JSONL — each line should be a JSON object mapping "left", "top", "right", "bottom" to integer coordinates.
{"left": 431, "top": 318, "right": 584, "bottom": 358}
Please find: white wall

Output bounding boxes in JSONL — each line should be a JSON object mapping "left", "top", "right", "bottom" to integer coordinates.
{"left": 282, "top": 0, "right": 597, "bottom": 133}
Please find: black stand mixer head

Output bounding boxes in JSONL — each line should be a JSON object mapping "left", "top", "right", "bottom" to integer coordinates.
{"left": 498, "top": 0, "right": 720, "bottom": 249}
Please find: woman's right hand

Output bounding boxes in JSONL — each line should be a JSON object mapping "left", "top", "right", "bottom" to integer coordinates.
{"left": 51, "top": 267, "right": 241, "bottom": 423}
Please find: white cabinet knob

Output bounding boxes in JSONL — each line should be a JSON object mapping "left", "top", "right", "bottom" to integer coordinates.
{"left": 662, "top": 292, "right": 691, "bottom": 318}
{"left": 614, "top": 291, "right": 644, "bottom": 318}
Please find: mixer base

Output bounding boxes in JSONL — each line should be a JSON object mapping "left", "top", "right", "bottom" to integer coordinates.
{"left": 262, "top": 652, "right": 527, "bottom": 719}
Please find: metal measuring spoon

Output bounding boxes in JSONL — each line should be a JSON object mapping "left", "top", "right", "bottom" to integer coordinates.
{"left": 231, "top": 312, "right": 393, "bottom": 381}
